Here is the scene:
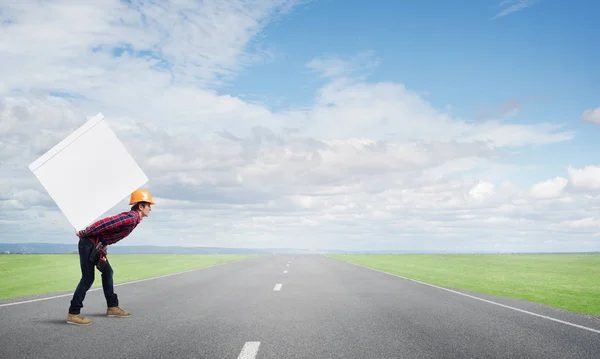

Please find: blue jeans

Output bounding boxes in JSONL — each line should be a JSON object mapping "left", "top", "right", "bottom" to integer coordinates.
{"left": 68, "top": 237, "right": 118, "bottom": 314}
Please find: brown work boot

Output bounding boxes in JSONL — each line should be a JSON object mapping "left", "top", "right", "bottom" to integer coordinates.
{"left": 66, "top": 314, "right": 92, "bottom": 326}
{"left": 107, "top": 306, "right": 131, "bottom": 318}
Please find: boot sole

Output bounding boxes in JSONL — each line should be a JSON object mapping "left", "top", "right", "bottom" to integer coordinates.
{"left": 107, "top": 314, "right": 131, "bottom": 318}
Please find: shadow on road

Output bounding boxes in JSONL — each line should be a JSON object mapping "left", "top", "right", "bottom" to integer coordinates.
{"left": 35, "top": 319, "right": 69, "bottom": 325}
{"left": 85, "top": 313, "right": 110, "bottom": 318}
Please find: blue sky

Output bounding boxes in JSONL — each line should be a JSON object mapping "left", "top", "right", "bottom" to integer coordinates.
{"left": 227, "top": 0, "right": 600, "bottom": 186}
{"left": 0, "top": 0, "right": 599, "bottom": 252}
{"left": 230, "top": 0, "right": 598, "bottom": 110}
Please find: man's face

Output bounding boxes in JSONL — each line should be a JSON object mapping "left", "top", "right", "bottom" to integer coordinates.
{"left": 140, "top": 203, "right": 152, "bottom": 218}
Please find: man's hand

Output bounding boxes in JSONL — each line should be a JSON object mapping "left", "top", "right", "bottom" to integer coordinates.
{"left": 75, "top": 229, "right": 81, "bottom": 238}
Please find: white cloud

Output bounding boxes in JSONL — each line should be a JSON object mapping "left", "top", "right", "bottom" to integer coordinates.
{"left": 582, "top": 107, "right": 600, "bottom": 124}
{"left": 494, "top": 0, "right": 538, "bottom": 19}
{"left": 294, "top": 78, "right": 574, "bottom": 147}
{"left": 307, "top": 51, "right": 380, "bottom": 79}
{"left": 0, "top": 1, "right": 597, "bottom": 253}
{"left": 0, "top": 0, "right": 301, "bottom": 91}
{"left": 469, "top": 181, "right": 496, "bottom": 201}
{"left": 552, "top": 218, "right": 600, "bottom": 230}
{"left": 568, "top": 166, "right": 600, "bottom": 191}
{"left": 529, "top": 177, "right": 568, "bottom": 199}
{"left": 0, "top": 96, "right": 83, "bottom": 164}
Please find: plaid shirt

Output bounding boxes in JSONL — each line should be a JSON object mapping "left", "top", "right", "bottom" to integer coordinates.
{"left": 80, "top": 210, "right": 141, "bottom": 246}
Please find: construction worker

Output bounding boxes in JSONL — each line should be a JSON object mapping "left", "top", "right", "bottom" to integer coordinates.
{"left": 66, "top": 189, "right": 155, "bottom": 326}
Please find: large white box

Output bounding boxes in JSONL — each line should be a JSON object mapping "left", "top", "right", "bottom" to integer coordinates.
{"left": 28, "top": 113, "right": 148, "bottom": 230}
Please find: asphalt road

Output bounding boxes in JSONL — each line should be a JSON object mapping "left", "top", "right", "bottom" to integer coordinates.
{"left": 1, "top": 255, "right": 599, "bottom": 358}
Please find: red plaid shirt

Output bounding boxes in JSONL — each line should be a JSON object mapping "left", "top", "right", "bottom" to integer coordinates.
{"left": 80, "top": 210, "right": 141, "bottom": 246}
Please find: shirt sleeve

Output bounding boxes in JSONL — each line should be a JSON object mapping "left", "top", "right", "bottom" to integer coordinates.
{"left": 80, "top": 213, "right": 136, "bottom": 238}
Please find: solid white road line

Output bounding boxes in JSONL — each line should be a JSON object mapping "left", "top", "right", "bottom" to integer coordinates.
{"left": 237, "top": 341, "right": 261, "bottom": 359}
{"left": 273, "top": 283, "right": 282, "bottom": 291}
{"left": 337, "top": 258, "right": 600, "bottom": 335}
{"left": 0, "top": 293, "right": 76, "bottom": 308}
{"left": 0, "top": 259, "right": 248, "bottom": 308}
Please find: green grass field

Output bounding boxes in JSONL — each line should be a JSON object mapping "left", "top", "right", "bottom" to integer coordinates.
{"left": 329, "top": 254, "right": 600, "bottom": 316}
{"left": 0, "top": 254, "right": 255, "bottom": 300}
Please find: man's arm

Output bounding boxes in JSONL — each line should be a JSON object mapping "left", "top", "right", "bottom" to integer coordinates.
{"left": 79, "top": 213, "right": 137, "bottom": 238}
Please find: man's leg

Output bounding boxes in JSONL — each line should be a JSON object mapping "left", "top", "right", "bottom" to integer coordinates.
{"left": 102, "top": 258, "right": 131, "bottom": 318}
{"left": 67, "top": 238, "right": 95, "bottom": 325}
{"left": 101, "top": 259, "right": 118, "bottom": 308}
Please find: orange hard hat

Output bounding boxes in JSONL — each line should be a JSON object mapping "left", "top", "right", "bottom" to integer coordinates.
{"left": 129, "top": 189, "right": 155, "bottom": 205}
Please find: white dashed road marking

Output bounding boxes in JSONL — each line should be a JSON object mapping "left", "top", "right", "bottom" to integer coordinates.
{"left": 237, "top": 341, "right": 260, "bottom": 359}
{"left": 273, "top": 284, "right": 282, "bottom": 291}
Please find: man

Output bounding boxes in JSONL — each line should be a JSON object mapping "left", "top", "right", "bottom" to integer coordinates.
{"left": 66, "top": 189, "right": 155, "bottom": 326}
